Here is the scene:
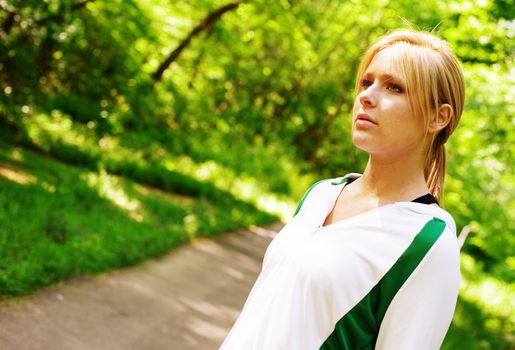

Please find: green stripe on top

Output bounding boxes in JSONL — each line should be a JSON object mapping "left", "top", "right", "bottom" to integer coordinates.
{"left": 293, "top": 176, "right": 350, "bottom": 217}
{"left": 319, "top": 218, "right": 447, "bottom": 350}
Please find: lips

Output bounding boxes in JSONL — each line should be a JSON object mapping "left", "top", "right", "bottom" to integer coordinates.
{"left": 356, "top": 113, "right": 377, "bottom": 125}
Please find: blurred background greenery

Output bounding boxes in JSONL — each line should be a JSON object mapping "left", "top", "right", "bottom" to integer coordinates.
{"left": 0, "top": 0, "right": 513, "bottom": 348}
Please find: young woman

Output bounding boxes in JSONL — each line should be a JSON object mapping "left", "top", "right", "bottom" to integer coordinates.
{"left": 220, "top": 29, "right": 465, "bottom": 350}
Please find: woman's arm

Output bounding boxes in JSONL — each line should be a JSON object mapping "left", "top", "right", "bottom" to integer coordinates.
{"left": 375, "top": 228, "right": 461, "bottom": 350}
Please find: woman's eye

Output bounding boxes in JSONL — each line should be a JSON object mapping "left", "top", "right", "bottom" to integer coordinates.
{"left": 388, "top": 84, "right": 404, "bottom": 93}
{"left": 360, "top": 79, "right": 372, "bottom": 89}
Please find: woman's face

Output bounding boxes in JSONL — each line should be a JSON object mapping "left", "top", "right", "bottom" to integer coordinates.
{"left": 352, "top": 47, "right": 427, "bottom": 158}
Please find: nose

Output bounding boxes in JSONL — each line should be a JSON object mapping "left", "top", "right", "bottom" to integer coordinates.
{"left": 358, "top": 85, "right": 377, "bottom": 107}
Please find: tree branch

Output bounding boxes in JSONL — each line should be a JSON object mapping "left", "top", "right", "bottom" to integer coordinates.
{"left": 151, "top": 1, "right": 242, "bottom": 82}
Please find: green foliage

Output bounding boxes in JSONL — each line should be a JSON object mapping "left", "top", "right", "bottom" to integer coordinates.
{"left": 446, "top": 63, "right": 514, "bottom": 283}
{"left": 0, "top": 0, "right": 513, "bottom": 347}
{"left": 0, "top": 145, "right": 277, "bottom": 295}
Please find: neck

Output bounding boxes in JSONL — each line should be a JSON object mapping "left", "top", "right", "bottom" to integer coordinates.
{"left": 358, "top": 150, "right": 429, "bottom": 202}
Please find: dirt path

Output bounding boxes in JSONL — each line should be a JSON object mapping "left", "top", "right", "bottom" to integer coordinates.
{"left": 0, "top": 223, "right": 284, "bottom": 350}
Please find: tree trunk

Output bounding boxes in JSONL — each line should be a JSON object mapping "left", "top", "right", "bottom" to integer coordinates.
{"left": 151, "top": 1, "right": 241, "bottom": 82}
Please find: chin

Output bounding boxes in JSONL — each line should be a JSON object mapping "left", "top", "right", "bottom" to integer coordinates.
{"left": 351, "top": 133, "right": 373, "bottom": 153}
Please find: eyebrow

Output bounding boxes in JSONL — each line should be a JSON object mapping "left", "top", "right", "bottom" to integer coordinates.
{"left": 362, "top": 72, "right": 406, "bottom": 85}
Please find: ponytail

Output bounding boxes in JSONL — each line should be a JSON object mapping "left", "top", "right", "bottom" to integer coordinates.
{"left": 424, "top": 143, "right": 445, "bottom": 202}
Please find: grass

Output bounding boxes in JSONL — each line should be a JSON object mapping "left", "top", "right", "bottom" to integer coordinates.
{"left": 0, "top": 145, "right": 279, "bottom": 296}
{"left": 21, "top": 111, "right": 311, "bottom": 218}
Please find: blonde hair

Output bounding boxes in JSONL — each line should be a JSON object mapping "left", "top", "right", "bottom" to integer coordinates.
{"left": 355, "top": 29, "right": 465, "bottom": 202}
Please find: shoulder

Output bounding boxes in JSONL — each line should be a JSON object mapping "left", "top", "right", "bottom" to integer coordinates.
{"left": 293, "top": 173, "right": 361, "bottom": 217}
{"left": 401, "top": 204, "right": 461, "bottom": 285}
{"left": 394, "top": 217, "right": 461, "bottom": 314}
{"left": 426, "top": 219, "right": 461, "bottom": 275}
{"left": 292, "top": 178, "right": 333, "bottom": 217}
{"left": 393, "top": 201, "right": 457, "bottom": 236}
{"left": 301, "top": 173, "right": 362, "bottom": 198}
{"left": 389, "top": 202, "right": 460, "bottom": 275}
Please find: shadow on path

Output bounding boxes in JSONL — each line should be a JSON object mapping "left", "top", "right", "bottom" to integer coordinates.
{"left": 0, "top": 222, "right": 284, "bottom": 350}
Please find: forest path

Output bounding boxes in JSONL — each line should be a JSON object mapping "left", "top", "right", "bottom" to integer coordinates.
{"left": 0, "top": 223, "right": 284, "bottom": 350}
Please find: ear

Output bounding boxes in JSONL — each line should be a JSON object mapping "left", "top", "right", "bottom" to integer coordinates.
{"left": 429, "top": 103, "right": 453, "bottom": 133}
